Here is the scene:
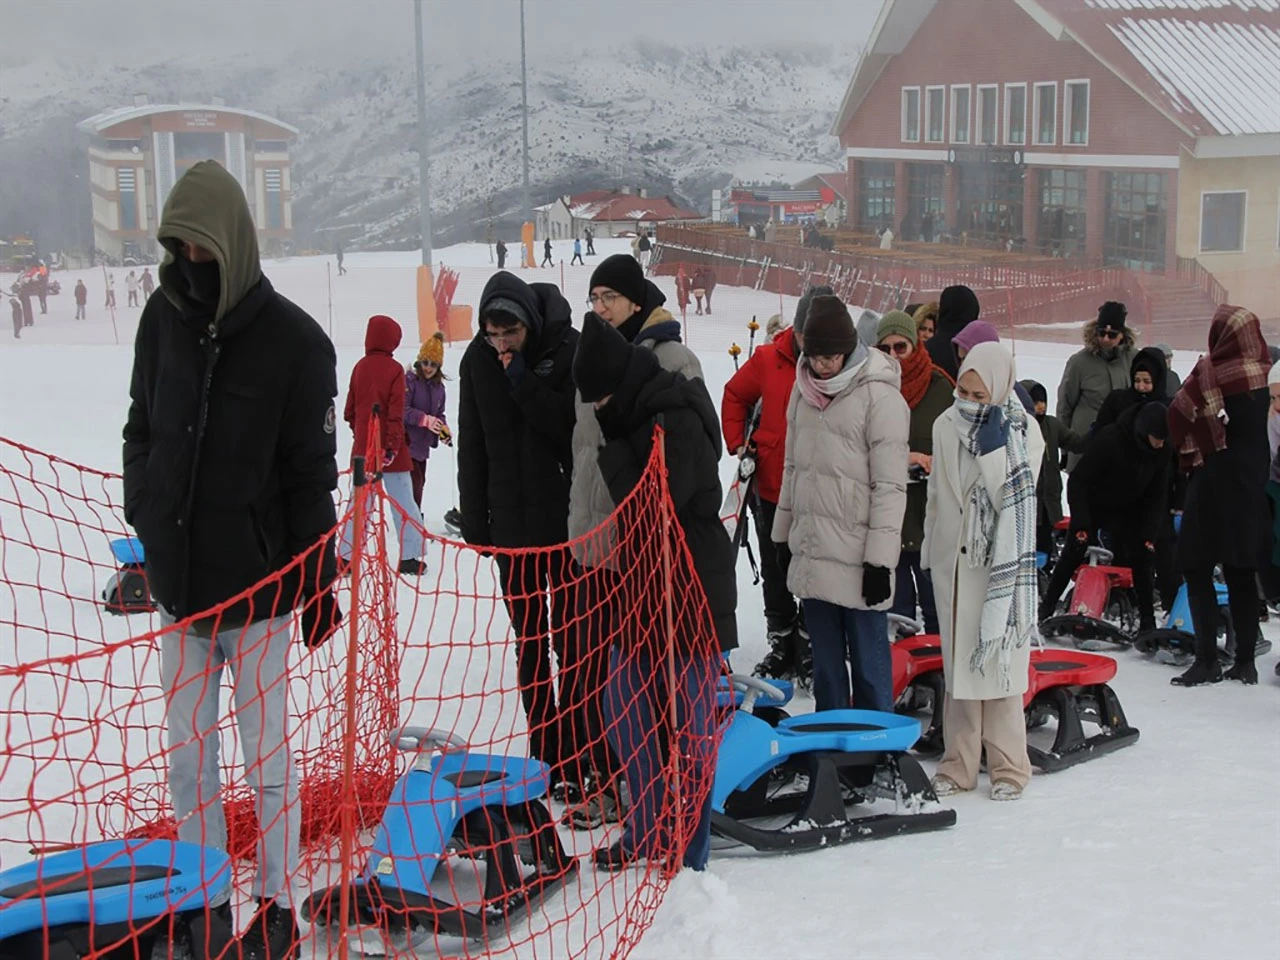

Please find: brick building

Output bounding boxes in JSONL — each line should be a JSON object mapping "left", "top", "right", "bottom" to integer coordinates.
{"left": 832, "top": 0, "right": 1279, "bottom": 314}
{"left": 537, "top": 188, "right": 703, "bottom": 239}
{"left": 77, "top": 102, "right": 298, "bottom": 260}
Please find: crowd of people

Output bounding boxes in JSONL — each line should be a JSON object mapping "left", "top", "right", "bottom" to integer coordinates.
{"left": 117, "top": 156, "right": 1275, "bottom": 958}
{"left": 7, "top": 264, "right": 154, "bottom": 338}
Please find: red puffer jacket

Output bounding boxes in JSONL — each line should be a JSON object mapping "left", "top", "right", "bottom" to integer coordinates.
{"left": 344, "top": 314, "right": 410, "bottom": 472}
{"left": 720, "top": 326, "right": 798, "bottom": 504}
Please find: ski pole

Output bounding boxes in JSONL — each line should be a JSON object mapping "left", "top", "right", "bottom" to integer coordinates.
{"left": 729, "top": 342, "right": 742, "bottom": 371}
{"left": 747, "top": 316, "right": 759, "bottom": 359}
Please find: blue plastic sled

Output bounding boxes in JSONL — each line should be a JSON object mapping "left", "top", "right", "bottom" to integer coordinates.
{"left": 1134, "top": 580, "right": 1271, "bottom": 663}
{"left": 302, "top": 727, "right": 576, "bottom": 943}
{"left": 0, "top": 839, "right": 232, "bottom": 959}
{"left": 102, "top": 536, "right": 156, "bottom": 615}
{"left": 710, "top": 676, "right": 956, "bottom": 852}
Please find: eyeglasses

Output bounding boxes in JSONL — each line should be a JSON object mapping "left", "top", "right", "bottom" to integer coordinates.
{"left": 587, "top": 291, "right": 621, "bottom": 307}
{"left": 877, "top": 341, "right": 912, "bottom": 356}
{"left": 484, "top": 329, "right": 521, "bottom": 347}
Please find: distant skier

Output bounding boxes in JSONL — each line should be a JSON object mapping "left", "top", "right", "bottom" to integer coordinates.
{"left": 19, "top": 288, "right": 33, "bottom": 328}
{"left": 74, "top": 279, "right": 87, "bottom": 320}
{"left": 637, "top": 231, "right": 652, "bottom": 267}
{"left": 36, "top": 264, "right": 48, "bottom": 314}
{"left": 336, "top": 242, "right": 347, "bottom": 276}
{"left": 141, "top": 267, "right": 155, "bottom": 299}
{"left": 496, "top": 238, "right": 508, "bottom": 270}
{"left": 126, "top": 270, "right": 140, "bottom": 307}
{"left": 104, "top": 273, "right": 116, "bottom": 309}
{"left": 542, "top": 237, "right": 554, "bottom": 267}
{"left": 571, "top": 237, "right": 584, "bottom": 265}
{"left": 9, "top": 296, "right": 21, "bottom": 339}
{"left": 584, "top": 226, "right": 595, "bottom": 256}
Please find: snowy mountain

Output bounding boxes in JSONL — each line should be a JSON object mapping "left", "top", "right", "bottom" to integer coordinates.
{"left": 0, "top": 42, "right": 853, "bottom": 250}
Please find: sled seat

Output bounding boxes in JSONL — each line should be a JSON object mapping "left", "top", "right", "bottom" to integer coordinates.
{"left": 0, "top": 840, "right": 230, "bottom": 941}
{"left": 1025, "top": 649, "right": 1116, "bottom": 703}
{"left": 109, "top": 536, "right": 146, "bottom": 566}
{"left": 776, "top": 710, "right": 922, "bottom": 754}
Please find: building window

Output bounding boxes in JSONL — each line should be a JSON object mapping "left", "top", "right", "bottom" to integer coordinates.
{"left": 1034, "top": 82, "right": 1057, "bottom": 146}
{"left": 926, "top": 86, "right": 946, "bottom": 143}
{"left": 977, "top": 85, "right": 999, "bottom": 145}
{"left": 1104, "top": 172, "right": 1168, "bottom": 272}
{"left": 951, "top": 86, "right": 971, "bottom": 144}
{"left": 902, "top": 87, "right": 921, "bottom": 142}
{"left": 906, "top": 163, "right": 945, "bottom": 241}
{"left": 255, "top": 140, "right": 289, "bottom": 152}
{"left": 1005, "top": 84, "right": 1027, "bottom": 145}
{"left": 106, "top": 139, "right": 141, "bottom": 153}
{"left": 264, "top": 168, "right": 284, "bottom": 230}
{"left": 858, "top": 161, "right": 896, "bottom": 230}
{"left": 1065, "top": 80, "right": 1090, "bottom": 145}
{"left": 1038, "top": 169, "right": 1087, "bottom": 258}
{"left": 1200, "top": 191, "right": 1247, "bottom": 253}
{"left": 957, "top": 161, "right": 1024, "bottom": 243}
{"left": 117, "top": 167, "right": 138, "bottom": 231}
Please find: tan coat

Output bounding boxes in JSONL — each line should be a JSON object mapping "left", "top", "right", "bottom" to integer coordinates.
{"left": 921, "top": 407, "right": 1045, "bottom": 700}
{"left": 772, "top": 349, "right": 909, "bottom": 609}
{"left": 567, "top": 308, "right": 703, "bottom": 568}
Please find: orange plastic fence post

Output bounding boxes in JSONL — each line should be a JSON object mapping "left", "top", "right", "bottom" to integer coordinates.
{"left": 656, "top": 424, "right": 684, "bottom": 878}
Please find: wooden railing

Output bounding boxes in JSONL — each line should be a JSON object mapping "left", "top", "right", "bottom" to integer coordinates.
{"left": 1176, "top": 257, "right": 1229, "bottom": 306}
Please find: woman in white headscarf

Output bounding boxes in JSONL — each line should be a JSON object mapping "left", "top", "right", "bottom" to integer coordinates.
{"left": 921, "top": 342, "right": 1044, "bottom": 801}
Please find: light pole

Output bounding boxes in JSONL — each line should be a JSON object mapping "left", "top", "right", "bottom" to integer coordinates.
{"left": 414, "top": 0, "right": 433, "bottom": 268}
{"left": 520, "top": 0, "right": 532, "bottom": 230}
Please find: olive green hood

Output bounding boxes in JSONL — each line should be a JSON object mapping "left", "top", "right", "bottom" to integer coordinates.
{"left": 156, "top": 160, "right": 262, "bottom": 325}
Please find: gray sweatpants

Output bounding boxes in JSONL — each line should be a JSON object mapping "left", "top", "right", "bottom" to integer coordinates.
{"left": 160, "top": 611, "right": 298, "bottom": 905}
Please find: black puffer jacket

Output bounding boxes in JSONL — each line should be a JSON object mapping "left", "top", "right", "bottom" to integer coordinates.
{"left": 457, "top": 273, "right": 579, "bottom": 548}
{"left": 1092, "top": 346, "right": 1169, "bottom": 433}
{"left": 122, "top": 161, "right": 339, "bottom": 624}
{"left": 596, "top": 347, "right": 738, "bottom": 652}
{"left": 1066, "top": 403, "right": 1172, "bottom": 542}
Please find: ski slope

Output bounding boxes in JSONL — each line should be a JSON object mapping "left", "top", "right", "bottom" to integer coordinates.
{"left": 1, "top": 243, "right": 1278, "bottom": 960}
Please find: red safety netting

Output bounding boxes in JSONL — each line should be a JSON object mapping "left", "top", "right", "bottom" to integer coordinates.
{"left": 0, "top": 425, "right": 722, "bottom": 960}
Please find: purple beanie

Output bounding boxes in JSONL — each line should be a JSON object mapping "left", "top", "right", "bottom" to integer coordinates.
{"left": 952, "top": 320, "right": 1000, "bottom": 355}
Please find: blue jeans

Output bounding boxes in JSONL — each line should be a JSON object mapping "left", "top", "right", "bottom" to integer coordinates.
{"left": 605, "top": 645, "right": 718, "bottom": 871}
{"left": 338, "top": 470, "right": 424, "bottom": 563}
{"left": 800, "top": 599, "right": 892, "bottom": 713}
{"left": 891, "top": 551, "right": 939, "bottom": 634}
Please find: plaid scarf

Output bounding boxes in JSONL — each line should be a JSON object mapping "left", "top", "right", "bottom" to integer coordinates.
{"left": 952, "top": 397, "right": 1039, "bottom": 693}
{"left": 1169, "top": 306, "right": 1271, "bottom": 469}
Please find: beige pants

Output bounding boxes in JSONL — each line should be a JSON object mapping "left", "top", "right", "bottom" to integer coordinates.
{"left": 935, "top": 693, "right": 1032, "bottom": 790}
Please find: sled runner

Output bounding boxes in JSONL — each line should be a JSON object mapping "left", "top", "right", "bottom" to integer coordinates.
{"left": 0, "top": 839, "right": 233, "bottom": 959}
{"left": 1039, "top": 545, "right": 1137, "bottom": 649}
{"left": 711, "top": 676, "right": 955, "bottom": 853}
{"left": 302, "top": 727, "right": 575, "bottom": 947}
{"left": 101, "top": 536, "right": 156, "bottom": 615}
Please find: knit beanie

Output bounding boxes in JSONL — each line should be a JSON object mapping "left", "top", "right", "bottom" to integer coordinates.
{"left": 589, "top": 254, "right": 647, "bottom": 307}
{"left": 793, "top": 284, "right": 835, "bottom": 337}
{"left": 416, "top": 331, "right": 445, "bottom": 366}
{"left": 573, "top": 312, "right": 633, "bottom": 403}
{"left": 1097, "top": 301, "right": 1128, "bottom": 334}
{"left": 876, "top": 310, "right": 918, "bottom": 345}
{"left": 1020, "top": 379, "right": 1048, "bottom": 406}
{"left": 938, "top": 285, "right": 980, "bottom": 329}
{"left": 952, "top": 319, "right": 1000, "bottom": 354}
{"left": 801, "top": 296, "right": 857, "bottom": 357}
{"left": 482, "top": 296, "right": 534, "bottom": 331}
{"left": 1135, "top": 402, "right": 1168, "bottom": 442}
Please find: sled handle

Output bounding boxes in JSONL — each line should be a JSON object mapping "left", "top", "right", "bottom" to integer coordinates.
{"left": 1085, "top": 545, "right": 1114, "bottom": 566}
{"left": 887, "top": 613, "right": 923, "bottom": 638}
{"left": 390, "top": 725, "right": 468, "bottom": 754}
{"left": 728, "top": 674, "right": 788, "bottom": 713}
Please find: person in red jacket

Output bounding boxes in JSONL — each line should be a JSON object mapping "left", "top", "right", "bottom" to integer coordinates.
{"left": 340, "top": 314, "right": 427, "bottom": 575}
{"left": 721, "top": 284, "right": 832, "bottom": 681}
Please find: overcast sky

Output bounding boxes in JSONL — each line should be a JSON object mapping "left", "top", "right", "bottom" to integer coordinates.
{"left": 12, "top": 0, "right": 881, "bottom": 63}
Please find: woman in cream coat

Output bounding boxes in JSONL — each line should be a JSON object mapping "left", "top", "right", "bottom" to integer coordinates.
{"left": 922, "top": 342, "right": 1044, "bottom": 801}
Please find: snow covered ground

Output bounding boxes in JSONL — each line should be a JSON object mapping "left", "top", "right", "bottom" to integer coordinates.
{"left": 2, "top": 243, "right": 1278, "bottom": 959}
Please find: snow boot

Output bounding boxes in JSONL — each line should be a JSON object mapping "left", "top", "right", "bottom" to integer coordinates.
{"left": 565, "top": 775, "right": 630, "bottom": 830}
{"left": 794, "top": 620, "right": 813, "bottom": 692}
{"left": 752, "top": 622, "right": 797, "bottom": 680}
{"left": 398, "top": 558, "right": 426, "bottom": 576}
{"left": 443, "top": 507, "right": 463, "bottom": 533}
{"left": 1224, "top": 660, "right": 1258, "bottom": 685}
{"left": 236, "top": 899, "right": 299, "bottom": 960}
{"left": 1171, "top": 660, "right": 1223, "bottom": 686}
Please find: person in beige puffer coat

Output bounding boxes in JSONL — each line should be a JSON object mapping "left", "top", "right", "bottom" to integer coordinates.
{"left": 772, "top": 295, "right": 909, "bottom": 713}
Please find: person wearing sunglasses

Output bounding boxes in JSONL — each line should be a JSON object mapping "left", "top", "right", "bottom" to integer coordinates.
{"left": 876, "top": 310, "right": 955, "bottom": 637}
{"left": 1057, "top": 301, "right": 1136, "bottom": 471}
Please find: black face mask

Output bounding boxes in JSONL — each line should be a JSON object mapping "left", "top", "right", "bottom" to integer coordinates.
{"left": 177, "top": 257, "right": 221, "bottom": 309}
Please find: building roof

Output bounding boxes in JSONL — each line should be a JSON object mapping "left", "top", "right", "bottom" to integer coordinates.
{"left": 77, "top": 104, "right": 299, "bottom": 137}
{"left": 567, "top": 192, "right": 702, "bottom": 223}
{"left": 832, "top": 0, "right": 1280, "bottom": 143}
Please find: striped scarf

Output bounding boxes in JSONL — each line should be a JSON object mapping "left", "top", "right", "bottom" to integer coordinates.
{"left": 953, "top": 397, "right": 1039, "bottom": 693}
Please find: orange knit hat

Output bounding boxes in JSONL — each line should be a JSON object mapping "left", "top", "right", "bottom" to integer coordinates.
{"left": 416, "top": 331, "right": 445, "bottom": 367}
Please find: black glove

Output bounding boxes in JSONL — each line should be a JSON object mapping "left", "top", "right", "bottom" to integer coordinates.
{"left": 594, "top": 402, "right": 628, "bottom": 441}
{"left": 301, "top": 591, "right": 343, "bottom": 648}
{"left": 503, "top": 351, "right": 527, "bottom": 387}
{"left": 862, "top": 564, "right": 892, "bottom": 607}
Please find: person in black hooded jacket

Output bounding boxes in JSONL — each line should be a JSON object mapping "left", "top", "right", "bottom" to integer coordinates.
{"left": 1040, "top": 402, "right": 1172, "bottom": 632}
{"left": 925, "top": 284, "right": 980, "bottom": 380}
{"left": 572, "top": 312, "right": 735, "bottom": 874}
{"left": 1091, "top": 345, "right": 1168, "bottom": 433}
{"left": 458, "top": 270, "right": 579, "bottom": 778}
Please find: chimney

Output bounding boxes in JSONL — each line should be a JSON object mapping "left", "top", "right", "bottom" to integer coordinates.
{"left": 620, "top": 185, "right": 632, "bottom": 195}
{"left": 639, "top": 188, "right": 648, "bottom": 199}
{"left": 132, "top": 93, "right": 149, "bottom": 107}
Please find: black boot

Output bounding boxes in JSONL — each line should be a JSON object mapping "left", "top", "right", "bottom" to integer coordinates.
{"left": 1224, "top": 660, "right": 1258, "bottom": 684}
{"left": 237, "top": 899, "right": 300, "bottom": 960}
{"left": 752, "top": 622, "right": 796, "bottom": 679}
{"left": 1171, "top": 659, "right": 1223, "bottom": 686}
{"left": 794, "top": 621, "right": 813, "bottom": 692}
